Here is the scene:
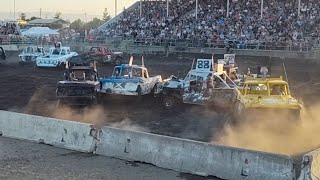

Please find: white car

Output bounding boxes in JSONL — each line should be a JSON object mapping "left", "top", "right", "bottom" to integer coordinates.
{"left": 36, "top": 46, "right": 78, "bottom": 68}
{"left": 19, "top": 46, "right": 46, "bottom": 65}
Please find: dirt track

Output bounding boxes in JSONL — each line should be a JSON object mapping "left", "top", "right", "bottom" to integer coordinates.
{"left": 0, "top": 52, "right": 320, "bottom": 150}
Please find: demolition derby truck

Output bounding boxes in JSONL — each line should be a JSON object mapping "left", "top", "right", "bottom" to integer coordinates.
{"left": 234, "top": 69, "right": 302, "bottom": 121}
{"left": 99, "top": 56, "right": 162, "bottom": 96}
{"left": 157, "top": 58, "right": 239, "bottom": 110}
{"left": 36, "top": 43, "right": 78, "bottom": 68}
{"left": 84, "top": 46, "right": 123, "bottom": 65}
{"left": 19, "top": 46, "right": 46, "bottom": 65}
{"left": 56, "top": 55, "right": 100, "bottom": 105}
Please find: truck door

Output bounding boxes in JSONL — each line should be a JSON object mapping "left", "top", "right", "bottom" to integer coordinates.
{"left": 182, "top": 74, "right": 207, "bottom": 105}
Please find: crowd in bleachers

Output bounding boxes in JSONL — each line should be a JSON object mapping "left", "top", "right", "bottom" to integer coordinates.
{"left": 0, "top": 22, "right": 19, "bottom": 35}
{"left": 97, "top": 0, "right": 320, "bottom": 50}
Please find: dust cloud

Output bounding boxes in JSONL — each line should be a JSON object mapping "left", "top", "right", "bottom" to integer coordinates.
{"left": 23, "top": 88, "right": 149, "bottom": 132}
{"left": 215, "top": 103, "right": 320, "bottom": 155}
{"left": 110, "top": 118, "right": 150, "bottom": 132}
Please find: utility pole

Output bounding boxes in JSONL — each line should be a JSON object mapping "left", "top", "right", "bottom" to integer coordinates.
{"left": 140, "top": 0, "right": 142, "bottom": 18}
{"left": 227, "top": 0, "right": 230, "bottom": 18}
{"left": 260, "top": 0, "right": 264, "bottom": 19}
{"left": 195, "top": 0, "right": 198, "bottom": 20}
{"left": 298, "top": 0, "right": 301, "bottom": 17}
{"left": 115, "top": 0, "right": 117, "bottom": 16}
{"left": 40, "top": 8, "right": 42, "bottom": 18}
{"left": 166, "top": 0, "right": 169, "bottom": 17}
{"left": 13, "top": 0, "right": 16, "bottom": 20}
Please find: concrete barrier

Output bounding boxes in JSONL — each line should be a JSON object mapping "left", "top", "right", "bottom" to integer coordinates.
{"left": 96, "top": 126, "right": 295, "bottom": 180}
{"left": 0, "top": 111, "right": 97, "bottom": 153}
{"left": 1, "top": 45, "right": 19, "bottom": 51}
{"left": 298, "top": 148, "right": 320, "bottom": 180}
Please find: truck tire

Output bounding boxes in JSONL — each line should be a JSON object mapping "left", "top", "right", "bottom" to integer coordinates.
{"left": 163, "top": 95, "right": 183, "bottom": 112}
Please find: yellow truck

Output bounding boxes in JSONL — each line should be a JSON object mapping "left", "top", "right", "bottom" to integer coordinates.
{"left": 234, "top": 76, "right": 302, "bottom": 121}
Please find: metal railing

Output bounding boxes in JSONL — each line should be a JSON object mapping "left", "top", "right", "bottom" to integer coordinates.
{"left": 0, "top": 34, "right": 318, "bottom": 53}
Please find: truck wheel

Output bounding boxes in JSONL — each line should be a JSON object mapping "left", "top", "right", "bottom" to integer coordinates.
{"left": 114, "top": 57, "right": 122, "bottom": 66}
{"left": 163, "top": 96, "right": 178, "bottom": 110}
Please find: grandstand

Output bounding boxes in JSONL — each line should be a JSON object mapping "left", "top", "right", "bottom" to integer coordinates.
{"left": 97, "top": 0, "right": 320, "bottom": 51}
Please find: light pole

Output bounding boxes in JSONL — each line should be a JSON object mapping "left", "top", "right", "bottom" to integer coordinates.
{"left": 167, "top": 0, "right": 169, "bottom": 17}
{"left": 298, "top": 0, "right": 301, "bottom": 17}
{"left": 13, "top": 0, "right": 16, "bottom": 20}
{"left": 195, "top": 0, "right": 198, "bottom": 20}
{"left": 227, "top": 0, "right": 230, "bottom": 18}
{"left": 115, "top": 0, "right": 117, "bottom": 16}
{"left": 140, "top": 0, "right": 142, "bottom": 18}
{"left": 260, "top": 0, "right": 263, "bottom": 19}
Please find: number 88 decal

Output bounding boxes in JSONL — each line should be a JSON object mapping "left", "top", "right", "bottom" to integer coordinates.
{"left": 197, "top": 60, "right": 210, "bottom": 69}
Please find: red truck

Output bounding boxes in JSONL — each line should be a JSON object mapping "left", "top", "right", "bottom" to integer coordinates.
{"left": 84, "top": 46, "right": 123, "bottom": 65}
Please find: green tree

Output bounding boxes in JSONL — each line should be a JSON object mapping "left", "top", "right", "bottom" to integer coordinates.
{"left": 54, "top": 12, "right": 62, "bottom": 19}
{"left": 102, "top": 8, "right": 111, "bottom": 22}
{"left": 20, "top": 13, "right": 27, "bottom": 21}
{"left": 86, "top": 18, "right": 103, "bottom": 29}
{"left": 70, "top": 19, "right": 83, "bottom": 31}
{"left": 28, "top": 16, "right": 38, "bottom": 21}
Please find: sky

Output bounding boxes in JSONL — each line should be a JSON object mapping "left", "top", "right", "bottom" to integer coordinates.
{"left": 0, "top": 0, "right": 137, "bottom": 21}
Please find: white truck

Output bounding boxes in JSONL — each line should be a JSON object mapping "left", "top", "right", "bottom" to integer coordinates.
{"left": 36, "top": 43, "right": 78, "bottom": 68}
{"left": 99, "top": 57, "right": 162, "bottom": 96}
{"left": 19, "top": 46, "right": 46, "bottom": 65}
{"left": 156, "top": 58, "right": 239, "bottom": 111}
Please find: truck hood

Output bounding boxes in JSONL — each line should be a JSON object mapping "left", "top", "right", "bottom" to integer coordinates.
{"left": 161, "top": 76, "right": 184, "bottom": 89}
{"left": 243, "top": 95, "right": 301, "bottom": 110}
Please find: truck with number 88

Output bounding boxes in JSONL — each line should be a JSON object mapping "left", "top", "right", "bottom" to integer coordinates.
{"left": 156, "top": 58, "right": 240, "bottom": 111}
